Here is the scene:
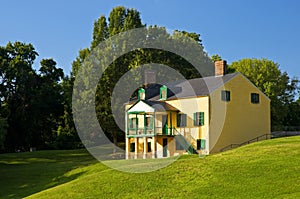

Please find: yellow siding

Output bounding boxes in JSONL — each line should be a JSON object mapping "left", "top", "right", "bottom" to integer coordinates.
{"left": 167, "top": 96, "right": 209, "bottom": 139}
{"left": 167, "top": 97, "right": 209, "bottom": 153}
{"left": 209, "top": 74, "right": 270, "bottom": 153}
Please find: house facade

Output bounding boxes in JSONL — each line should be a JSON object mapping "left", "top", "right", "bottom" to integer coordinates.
{"left": 125, "top": 61, "right": 270, "bottom": 159}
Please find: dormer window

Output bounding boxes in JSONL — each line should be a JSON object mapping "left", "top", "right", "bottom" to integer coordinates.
{"left": 160, "top": 85, "right": 167, "bottom": 100}
{"left": 138, "top": 88, "right": 145, "bottom": 100}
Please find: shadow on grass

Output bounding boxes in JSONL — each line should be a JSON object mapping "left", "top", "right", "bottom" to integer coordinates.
{"left": 0, "top": 149, "right": 97, "bottom": 198}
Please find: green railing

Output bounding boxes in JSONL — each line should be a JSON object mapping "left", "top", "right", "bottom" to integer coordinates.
{"left": 220, "top": 134, "right": 272, "bottom": 152}
{"left": 173, "top": 128, "right": 198, "bottom": 154}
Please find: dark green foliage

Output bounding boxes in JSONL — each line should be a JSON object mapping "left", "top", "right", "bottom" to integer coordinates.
{"left": 211, "top": 54, "right": 222, "bottom": 62}
{"left": 0, "top": 42, "right": 70, "bottom": 152}
{"left": 71, "top": 6, "right": 210, "bottom": 150}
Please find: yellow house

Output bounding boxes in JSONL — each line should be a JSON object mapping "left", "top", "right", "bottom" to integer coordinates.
{"left": 125, "top": 61, "right": 270, "bottom": 159}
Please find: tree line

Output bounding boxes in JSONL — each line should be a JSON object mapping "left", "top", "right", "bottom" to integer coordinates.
{"left": 0, "top": 6, "right": 299, "bottom": 152}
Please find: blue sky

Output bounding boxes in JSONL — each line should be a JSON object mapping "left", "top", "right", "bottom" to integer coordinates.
{"left": 1, "top": 0, "right": 300, "bottom": 78}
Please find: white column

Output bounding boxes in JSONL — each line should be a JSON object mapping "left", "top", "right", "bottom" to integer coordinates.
{"left": 151, "top": 136, "right": 156, "bottom": 158}
{"left": 125, "top": 138, "right": 129, "bottom": 159}
{"left": 143, "top": 137, "right": 148, "bottom": 159}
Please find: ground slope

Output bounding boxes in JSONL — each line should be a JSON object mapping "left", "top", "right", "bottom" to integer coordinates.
{"left": 1, "top": 136, "right": 300, "bottom": 198}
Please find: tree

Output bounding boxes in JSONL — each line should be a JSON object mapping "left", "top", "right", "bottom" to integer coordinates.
{"left": 229, "top": 58, "right": 299, "bottom": 130}
{"left": 211, "top": 54, "right": 222, "bottom": 62}
{"left": 0, "top": 116, "right": 7, "bottom": 151}
{"left": 71, "top": 6, "right": 212, "bottom": 153}
{"left": 0, "top": 42, "right": 66, "bottom": 151}
{"left": 0, "top": 42, "right": 39, "bottom": 151}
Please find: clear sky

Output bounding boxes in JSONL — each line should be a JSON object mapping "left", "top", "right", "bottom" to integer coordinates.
{"left": 1, "top": 0, "right": 300, "bottom": 78}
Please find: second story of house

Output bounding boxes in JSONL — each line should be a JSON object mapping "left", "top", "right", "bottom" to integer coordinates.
{"left": 125, "top": 60, "right": 270, "bottom": 141}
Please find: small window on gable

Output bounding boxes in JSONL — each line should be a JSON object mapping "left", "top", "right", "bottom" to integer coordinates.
{"left": 221, "top": 90, "right": 230, "bottom": 102}
{"left": 177, "top": 113, "right": 187, "bottom": 127}
{"left": 251, "top": 93, "right": 259, "bottom": 104}
{"left": 194, "top": 112, "right": 204, "bottom": 126}
{"left": 160, "top": 85, "right": 167, "bottom": 100}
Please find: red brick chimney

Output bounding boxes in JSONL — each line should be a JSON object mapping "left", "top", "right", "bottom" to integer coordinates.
{"left": 144, "top": 69, "right": 156, "bottom": 87}
{"left": 215, "top": 60, "right": 227, "bottom": 76}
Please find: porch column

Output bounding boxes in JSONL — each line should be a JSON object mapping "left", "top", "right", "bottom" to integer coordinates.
{"left": 125, "top": 111, "right": 128, "bottom": 135}
{"left": 135, "top": 114, "right": 138, "bottom": 135}
{"left": 170, "top": 112, "right": 172, "bottom": 135}
{"left": 151, "top": 136, "right": 156, "bottom": 158}
{"left": 143, "top": 137, "right": 148, "bottom": 159}
{"left": 134, "top": 137, "right": 139, "bottom": 159}
{"left": 125, "top": 138, "right": 130, "bottom": 159}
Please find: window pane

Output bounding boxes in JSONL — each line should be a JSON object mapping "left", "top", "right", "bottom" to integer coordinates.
{"left": 221, "top": 90, "right": 230, "bottom": 101}
{"left": 251, "top": 93, "right": 259, "bottom": 104}
{"left": 177, "top": 114, "right": 186, "bottom": 127}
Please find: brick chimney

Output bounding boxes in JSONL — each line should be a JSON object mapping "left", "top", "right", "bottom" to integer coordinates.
{"left": 215, "top": 60, "right": 227, "bottom": 76}
{"left": 144, "top": 69, "right": 156, "bottom": 87}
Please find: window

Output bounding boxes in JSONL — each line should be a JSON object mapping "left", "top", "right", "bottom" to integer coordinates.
{"left": 160, "top": 85, "right": 167, "bottom": 100}
{"left": 130, "top": 143, "right": 135, "bottom": 152}
{"left": 194, "top": 112, "right": 204, "bottom": 126}
{"left": 138, "top": 88, "right": 145, "bottom": 100}
{"left": 251, "top": 93, "right": 259, "bottom": 104}
{"left": 129, "top": 118, "right": 138, "bottom": 129}
{"left": 221, "top": 90, "right": 230, "bottom": 101}
{"left": 177, "top": 113, "right": 187, "bottom": 127}
{"left": 197, "top": 139, "right": 206, "bottom": 150}
{"left": 148, "top": 142, "right": 151, "bottom": 152}
{"left": 176, "top": 140, "right": 185, "bottom": 150}
{"left": 145, "top": 117, "right": 153, "bottom": 129}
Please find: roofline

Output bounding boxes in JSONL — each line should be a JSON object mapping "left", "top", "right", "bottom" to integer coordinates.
{"left": 236, "top": 73, "right": 271, "bottom": 101}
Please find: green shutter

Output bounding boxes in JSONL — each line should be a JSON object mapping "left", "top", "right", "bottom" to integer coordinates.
{"left": 183, "top": 114, "right": 187, "bottom": 126}
{"left": 129, "top": 118, "right": 133, "bottom": 129}
{"left": 193, "top": 112, "right": 197, "bottom": 126}
{"left": 200, "top": 139, "right": 206, "bottom": 149}
{"left": 177, "top": 114, "right": 180, "bottom": 127}
{"left": 200, "top": 112, "right": 204, "bottom": 126}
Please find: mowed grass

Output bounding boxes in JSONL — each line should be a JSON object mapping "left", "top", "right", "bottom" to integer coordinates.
{"left": 1, "top": 136, "right": 300, "bottom": 198}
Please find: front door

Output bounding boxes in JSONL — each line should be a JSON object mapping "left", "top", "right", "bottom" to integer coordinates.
{"left": 163, "top": 138, "right": 168, "bottom": 157}
{"left": 162, "top": 114, "right": 168, "bottom": 135}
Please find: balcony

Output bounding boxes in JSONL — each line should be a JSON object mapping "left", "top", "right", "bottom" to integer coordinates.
{"left": 127, "top": 127, "right": 176, "bottom": 137}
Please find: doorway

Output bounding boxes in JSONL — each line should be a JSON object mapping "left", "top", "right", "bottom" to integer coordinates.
{"left": 162, "top": 114, "right": 168, "bottom": 135}
{"left": 163, "top": 138, "right": 168, "bottom": 157}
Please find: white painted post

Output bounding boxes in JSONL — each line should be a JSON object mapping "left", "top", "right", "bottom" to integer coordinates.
{"left": 143, "top": 137, "right": 147, "bottom": 159}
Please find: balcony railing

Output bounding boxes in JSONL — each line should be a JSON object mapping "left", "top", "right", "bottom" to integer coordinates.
{"left": 127, "top": 127, "right": 176, "bottom": 137}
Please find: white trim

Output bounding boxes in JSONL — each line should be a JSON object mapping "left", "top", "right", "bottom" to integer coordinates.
{"left": 128, "top": 100, "right": 155, "bottom": 113}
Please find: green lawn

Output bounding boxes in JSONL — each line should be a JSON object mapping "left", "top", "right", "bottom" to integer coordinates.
{"left": 1, "top": 136, "right": 300, "bottom": 198}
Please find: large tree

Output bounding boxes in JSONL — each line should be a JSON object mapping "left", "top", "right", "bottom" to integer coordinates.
{"left": 229, "top": 58, "right": 299, "bottom": 130}
{"left": 0, "top": 42, "right": 65, "bottom": 151}
{"left": 71, "top": 6, "right": 212, "bottom": 151}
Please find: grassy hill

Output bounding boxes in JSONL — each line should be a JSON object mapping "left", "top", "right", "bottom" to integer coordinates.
{"left": 1, "top": 136, "right": 300, "bottom": 198}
